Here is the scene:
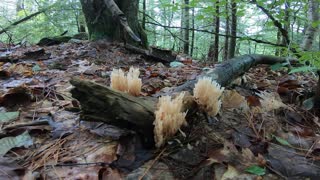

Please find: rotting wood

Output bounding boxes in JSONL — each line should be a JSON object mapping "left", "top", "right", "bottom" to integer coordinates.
{"left": 165, "top": 54, "right": 296, "bottom": 93}
{"left": 125, "top": 44, "right": 176, "bottom": 63}
{"left": 70, "top": 54, "right": 296, "bottom": 148}
{"left": 70, "top": 78, "right": 157, "bottom": 147}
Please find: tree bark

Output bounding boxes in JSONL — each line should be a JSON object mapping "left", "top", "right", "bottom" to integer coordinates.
{"left": 183, "top": 0, "right": 190, "bottom": 54}
{"left": 190, "top": 6, "right": 195, "bottom": 57}
{"left": 70, "top": 54, "right": 295, "bottom": 148}
{"left": 301, "top": 0, "right": 319, "bottom": 50}
{"left": 228, "top": 0, "right": 237, "bottom": 59}
{"left": 80, "top": 0, "right": 147, "bottom": 47}
{"left": 223, "top": 0, "right": 230, "bottom": 60}
{"left": 142, "top": 0, "right": 146, "bottom": 30}
{"left": 213, "top": 1, "right": 220, "bottom": 61}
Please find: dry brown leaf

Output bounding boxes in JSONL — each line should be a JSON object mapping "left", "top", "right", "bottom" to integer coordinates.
{"left": 222, "top": 90, "right": 246, "bottom": 109}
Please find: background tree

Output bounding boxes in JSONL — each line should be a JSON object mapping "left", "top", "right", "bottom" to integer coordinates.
{"left": 223, "top": 0, "right": 230, "bottom": 60}
{"left": 80, "top": 0, "right": 147, "bottom": 47}
{"left": 228, "top": 0, "right": 237, "bottom": 59}
{"left": 0, "top": 0, "right": 319, "bottom": 67}
{"left": 301, "top": 0, "right": 319, "bottom": 50}
{"left": 208, "top": 0, "right": 220, "bottom": 62}
{"left": 183, "top": 0, "right": 190, "bottom": 54}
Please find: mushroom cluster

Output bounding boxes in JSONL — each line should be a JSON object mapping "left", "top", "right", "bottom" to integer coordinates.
{"left": 153, "top": 92, "right": 187, "bottom": 147}
{"left": 110, "top": 67, "right": 142, "bottom": 96}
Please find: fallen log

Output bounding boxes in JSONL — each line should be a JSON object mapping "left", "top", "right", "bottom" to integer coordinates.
{"left": 169, "top": 54, "right": 296, "bottom": 93}
{"left": 70, "top": 54, "right": 295, "bottom": 148}
{"left": 125, "top": 44, "right": 176, "bottom": 63}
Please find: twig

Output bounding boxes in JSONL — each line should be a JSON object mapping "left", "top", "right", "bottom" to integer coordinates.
{"left": 138, "top": 147, "right": 166, "bottom": 180}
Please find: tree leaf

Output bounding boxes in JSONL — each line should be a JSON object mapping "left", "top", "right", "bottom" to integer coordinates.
{"left": 270, "top": 63, "right": 286, "bottom": 71}
{"left": 302, "top": 97, "right": 314, "bottom": 110}
{"left": 32, "top": 64, "right": 41, "bottom": 72}
{"left": 273, "top": 135, "right": 291, "bottom": 147}
{"left": 245, "top": 165, "right": 265, "bottom": 176}
{"left": 0, "top": 131, "right": 33, "bottom": 156}
{"left": 289, "top": 66, "right": 317, "bottom": 74}
{"left": 0, "top": 112, "right": 19, "bottom": 123}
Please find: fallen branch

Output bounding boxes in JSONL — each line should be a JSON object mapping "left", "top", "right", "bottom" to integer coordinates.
{"left": 125, "top": 44, "right": 176, "bottom": 63}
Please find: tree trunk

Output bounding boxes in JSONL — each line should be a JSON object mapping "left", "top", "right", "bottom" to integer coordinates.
{"left": 213, "top": 0, "right": 220, "bottom": 61}
{"left": 280, "top": 1, "right": 290, "bottom": 55}
{"left": 80, "top": 0, "right": 148, "bottom": 48}
{"left": 183, "top": 0, "right": 190, "bottom": 54}
{"left": 228, "top": 0, "right": 237, "bottom": 59}
{"left": 70, "top": 54, "right": 296, "bottom": 148}
{"left": 142, "top": 0, "right": 146, "bottom": 30}
{"left": 275, "top": 30, "right": 281, "bottom": 56}
{"left": 207, "top": 1, "right": 220, "bottom": 62}
{"left": 301, "top": 0, "right": 319, "bottom": 50}
{"left": 190, "top": 6, "right": 195, "bottom": 57}
{"left": 223, "top": 0, "right": 230, "bottom": 60}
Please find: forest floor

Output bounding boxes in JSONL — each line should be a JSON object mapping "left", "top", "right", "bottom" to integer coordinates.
{"left": 0, "top": 40, "right": 320, "bottom": 179}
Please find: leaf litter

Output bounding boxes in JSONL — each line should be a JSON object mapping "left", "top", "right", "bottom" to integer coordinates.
{"left": 0, "top": 41, "right": 320, "bottom": 179}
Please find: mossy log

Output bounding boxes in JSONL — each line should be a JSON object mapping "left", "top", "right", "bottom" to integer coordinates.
{"left": 70, "top": 79, "right": 156, "bottom": 146}
{"left": 169, "top": 54, "right": 295, "bottom": 93}
{"left": 70, "top": 54, "right": 294, "bottom": 148}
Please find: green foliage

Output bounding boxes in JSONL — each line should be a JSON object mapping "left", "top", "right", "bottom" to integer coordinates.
{"left": 289, "top": 66, "right": 317, "bottom": 74}
{"left": 0, "top": 0, "right": 318, "bottom": 65}
{"left": 0, "top": 0, "right": 82, "bottom": 44}
{"left": 245, "top": 165, "right": 266, "bottom": 176}
{"left": 273, "top": 135, "right": 292, "bottom": 147}
{"left": 0, "top": 112, "right": 19, "bottom": 123}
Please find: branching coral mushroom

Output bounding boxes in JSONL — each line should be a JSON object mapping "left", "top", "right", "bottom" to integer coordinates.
{"left": 111, "top": 68, "right": 128, "bottom": 92}
{"left": 154, "top": 92, "right": 187, "bottom": 147}
{"left": 110, "top": 67, "right": 142, "bottom": 96}
{"left": 193, "top": 77, "right": 224, "bottom": 116}
{"left": 127, "top": 67, "right": 142, "bottom": 96}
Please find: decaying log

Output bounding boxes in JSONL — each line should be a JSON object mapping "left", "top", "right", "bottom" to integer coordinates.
{"left": 70, "top": 54, "right": 295, "bottom": 148}
{"left": 70, "top": 79, "right": 156, "bottom": 146}
{"left": 168, "top": 54, "right": 296, "bottom": 93}
{"left": 125, "top": 44, "right": 176, "bottom": 63}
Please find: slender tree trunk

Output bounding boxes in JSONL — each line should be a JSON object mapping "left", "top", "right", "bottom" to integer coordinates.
{"left": 228, "top": 0, "right": 237, "bottom": 59}
{"left": 280, "top": 1, "right": 290, "bottom": 54}
{"left": 223, "top": 0, "right": 230, "bottom": 60}
{"left": 213, "top": 0, "right": 220, "bottom": 61}
{"left": 190, "top": 6, "right": 195, "bottom": 57}
{"left": 180, "top": 4, "right": 184, "bottom": 52}
{"left": 142, "top": 0, "right": 146, "bottom": 30}
{"left": 301, "top": 0, "right": 319, "bottom": 50}
{"left": 275, "top": 30, "right": 281, "bottom": 56}
{"left": 207, "top": 0, "right": 220, "bottom": 62}
{"left": 183, "top": 0, "right": 190, "bottom": 54}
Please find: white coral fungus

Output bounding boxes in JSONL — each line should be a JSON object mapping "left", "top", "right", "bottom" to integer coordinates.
{"left": 127, "top": 67, "right": 142, "bottom": 96}
{"left": 154, "top": 92, "right": 187, "bottom": 148}
{"left": 193, "top": 77, "right": 224, "bottom": 116}
{"left": 110, "top": 67, "right": 142, "bottom": 96}
{"left": 111, "top": 68, "right": 128, "bottom": 92}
